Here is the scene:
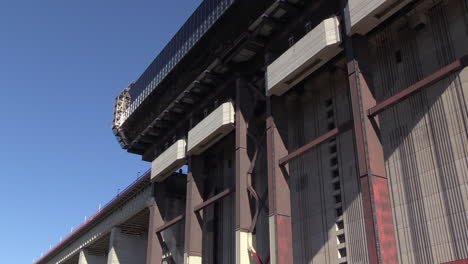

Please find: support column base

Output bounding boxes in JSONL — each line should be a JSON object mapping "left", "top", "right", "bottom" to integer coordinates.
{"left": 184, "top": 254, "right": 202, "bottom": 264}
{"left": 269, "top": 215, "right": 293, "bottom": 264}
{"left": 236, "top": 230, "right": 255, "bottom": 264}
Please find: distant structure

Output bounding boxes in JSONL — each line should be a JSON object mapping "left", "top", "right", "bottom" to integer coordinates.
{"left": 112, "top": 83, "right": 133, "bottom": 148}
{"left": 38, "top": 0, "right": 468, "bottom": 263}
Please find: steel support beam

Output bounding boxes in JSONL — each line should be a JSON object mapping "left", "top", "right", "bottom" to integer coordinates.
{"left": 368, "top": 54, "right": 468, "bottom": 117}
{"left": 279, "top": 120, "right": 353, "bottom": 166}
{"left": 444, "top": 259, "right": 468, "bottom": 264}
{"left": 193, "top": 189, "right": 232, "bottom": 213}
{"left": 146, "top": 194, "right": 164, "bottom": 264}
{"left": 345, "top": 34, "right": 398, "bottom": 264}
{"left": 155, "top": 214, "right": 185, "bottom": 234}
{"left": 266, "top": 95, "right": 293, "bottom": 264}
{"left": 235, "top": 78, "right": 255, "bottom": 264}
{"left": 184, "top": 156, "right": 204, "bottom": 264}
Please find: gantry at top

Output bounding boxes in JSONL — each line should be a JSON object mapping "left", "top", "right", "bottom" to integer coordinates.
{"left": 112, "top": 0, "right": 293, "bottom": 160}
{"left": 112, "top": 0, "right": 412, "bottom": 162}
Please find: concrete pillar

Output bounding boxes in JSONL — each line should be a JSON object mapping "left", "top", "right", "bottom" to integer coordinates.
{"left": 235, "top": 78, "right": 255, "bottom": 264}
{"left": 266, "top": 95, "right": 293, "bottom": 264}
{"left": 344, "top": 34, "right": 398, "bottom": 264}
{"left": 107, "top": 227, "right": 148, "bottom": 264}
{"left": 183, "top": 156, "right": 204, "bottom": 264}
{"left": 146, "top": 195, "right": 164, "bottom": 264}
{"left": 79, "top": 249, "right": 106, "bottom": 264}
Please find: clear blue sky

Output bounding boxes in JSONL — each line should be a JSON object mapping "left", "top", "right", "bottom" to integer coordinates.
{"left": 0, "top": 1, "right": 201, "bottom": 263}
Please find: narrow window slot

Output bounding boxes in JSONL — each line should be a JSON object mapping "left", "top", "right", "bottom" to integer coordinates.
{"left": 334, "top": 195, "right": 342, "bottom": 204}
{"left": 330, "top": 157, "right": 338, "bottom": 166}
{"left": 332, "top": 169, "right": 339, "bottom": 178}
{"left": 338, "top": 248, "right": 347, "bottom": 258}
{"left": 336, "top": 221, "right": 344, "bottom": 230}
{"left": 337, "top": 234, "right": 346, "bottom": 244}
{"left": 336, "top": 207, "right": 343, "bottom": 217}
{"left": 333, "top": 182, "right": 341, "bottom": 191}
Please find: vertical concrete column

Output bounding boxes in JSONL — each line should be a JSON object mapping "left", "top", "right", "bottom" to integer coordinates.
{"left": 146, "top": 185, "right": 164, "bottom": 264}
{"left": 184, "top": 156, "right": 204, "bottom": 264}
{"left": 79, "top": 249, "right": 106, "bottom": 264}
{"left": 235, "top": 78, "right": 254, "bottom": 263}
{"left": 107, "top": 227, "right": 148, "bottom": 264}
{"left": 344, "top": 34, "right": 398, "bottom": 264}
{"left": 266, "top": 95, "right": 293, "bottom": 264}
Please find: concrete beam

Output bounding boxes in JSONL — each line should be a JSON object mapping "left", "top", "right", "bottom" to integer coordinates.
{"left": 107, "top": 227, "right": 148, "bottom": 264}
{"left": 79, "top": 249, "right": 106, "bottom": 264}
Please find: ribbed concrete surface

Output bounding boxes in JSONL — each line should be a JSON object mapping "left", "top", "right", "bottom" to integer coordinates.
{"left": 345, "top": 0, "right": 412, "bottom": 35}
{"left": 287, "top": 68, "right": 368, "bottom": 263}
{"left": 266, "top": 17, "right": 342, "bottom": 96}
{"left": 201, "top": 137, "right": 235, "bottom": 264}
{"left": 187, "top": 102, "right": 235, "bottom": 155}
{"left": 369, "top": 1, "right": 468, "bottom": 263}
{"left": 154, "top": 181, "right": 186, "bottom": 264}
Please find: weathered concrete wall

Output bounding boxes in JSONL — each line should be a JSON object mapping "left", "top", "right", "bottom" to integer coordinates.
{"left": 286, "top": 68, "right": 368, "bottom": 263}
{"left": 369, "top": 0, "right": 468, "bottom": 263}
{"left": 153, "top": 178, "right": 186, "bottom": 264}
{"left": 107, "top": 227, "right": 147, "bottom": 264}
{"left": 44, "top": 187, "right": 151, "bottom": 264}
{"left": 201, "top": 136, "right": 235, "bottom": 264}
{"left": 78, "top": 250, "right": 106, "bottom": 264}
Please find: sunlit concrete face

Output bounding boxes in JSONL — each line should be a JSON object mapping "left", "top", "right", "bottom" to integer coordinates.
{"left": 184, "top": 254, "right": 202, "bottom": 264}
{"left": 107, "top": 228, "right": 148, "bottom": 264}
{"left": 78, "top": 250, "right": 106, "bottom": 264}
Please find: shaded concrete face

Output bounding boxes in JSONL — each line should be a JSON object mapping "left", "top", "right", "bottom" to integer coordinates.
{"left": 367, "top": 0, "right": 468, "bottom": 263}
{"left": 79, "top": 250, "right": 106, "bottom": 264}
{"left": 247, "top": 129, "right": 270, "bottom": 262}
{"left": 235, "top": 79, "right": 270, "bottom": 263}
{"left": 284, "top": 67, "right": 368, "bottom": 263}
{"left": 108, "top": 227, "right": 148, "bottom": 264}
{"left": 153, "top": 176, "right": 186, "bottom": 264}
{"left": 201, "top": 136, "right": 236, "bottom": 264}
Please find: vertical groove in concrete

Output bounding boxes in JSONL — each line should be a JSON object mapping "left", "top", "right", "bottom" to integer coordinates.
{"left": 370, "top": 1, "right": 468, "bottom": 263}
{"left": 287, "top": 69, "right": 368, "bottom": 263}
{"left": 201, "top": 138, "right": 235, "bottom": 264}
